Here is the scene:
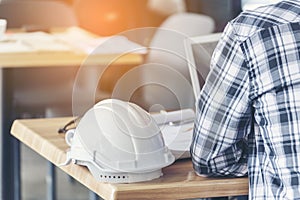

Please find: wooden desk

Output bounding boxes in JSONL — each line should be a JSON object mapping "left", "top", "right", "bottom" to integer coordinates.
{"left": 1, "top": 27, "right": 143, "bottom": 67}
{"left": 11, "top": 117, "right": 249, "bottom": 200}
{"left": 0, "top": 27, "right": 143, "bottom": 200}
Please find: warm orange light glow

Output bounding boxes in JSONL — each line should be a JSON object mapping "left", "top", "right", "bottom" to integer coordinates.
{"left": 73, "top": 0, "right": 166, "bottom": 36}
{"left": 73, "top": 0, "right": 129, "bottom": 36}
{"left": 105, "top": 12, "right": 119, "bottom": 22}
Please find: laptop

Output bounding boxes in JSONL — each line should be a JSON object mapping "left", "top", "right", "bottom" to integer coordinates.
{"left": 184, "top": 32, "right": 222, "bottom": 101}
{"left": 152, "top": 32, "right": 222, "bottom": 159}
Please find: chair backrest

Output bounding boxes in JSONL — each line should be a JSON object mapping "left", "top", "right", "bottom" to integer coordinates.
{"left": 137, "top": 12, "right": 215, "bottom": 111}
{"left": 146, "top": 12, "right": 215, "bottom": 77}
{"left": 0, "top": 0, "right": 78, "bottom": 28}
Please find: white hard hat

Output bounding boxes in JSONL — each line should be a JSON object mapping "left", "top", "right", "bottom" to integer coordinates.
{"left": 61, "top": 99, "right": 175, "bottom": 183}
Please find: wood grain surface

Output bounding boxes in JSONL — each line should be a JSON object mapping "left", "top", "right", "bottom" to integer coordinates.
{"left": 11, "top": 118, "right": 249, "bottom": 200}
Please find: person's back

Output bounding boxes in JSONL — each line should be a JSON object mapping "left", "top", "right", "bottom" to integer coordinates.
{"left": 190, "top": 1, "right": 300, "bottom": 199}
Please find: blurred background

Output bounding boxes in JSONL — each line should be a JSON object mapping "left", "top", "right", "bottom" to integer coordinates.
{"left": 0, "top": 0, "right": 243, "bottom": 35}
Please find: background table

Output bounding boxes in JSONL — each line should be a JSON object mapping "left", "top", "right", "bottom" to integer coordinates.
{"left": 0, "top": 27, "right": 143, "bottom": 200}
{"left": 11, "top": 117, "right": 249, "bottom": 199}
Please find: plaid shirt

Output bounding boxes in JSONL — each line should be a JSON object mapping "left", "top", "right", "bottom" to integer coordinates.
{"left": 190, "top": 1, "right": 300, "bottom": 199}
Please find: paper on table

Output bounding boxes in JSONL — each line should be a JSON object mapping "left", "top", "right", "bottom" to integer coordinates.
{"left": 160, "top": 122, "right": 193, "bottom": 160}
{"left": 0, "top": 32, "right": 74, "bottom": 53}
{"left": 151, "top": 109, "right": 195, "bottom": 159}
{"left": 14, "top": 32, "right": 73, "bottom": 51}
{"left": 0, "top": 28, "right": 147, "bottom": 54}
{"left": 0, "top": 40, "right": 33, "bottom": 53}
{"left": 53, "top": 27, "right": 97, "bottom": 42}
{"left": 54, "top": 27, "right": 147, "bottom": 55}
{"left": 83, "top": 36, "right": 148, "bottom": 55}
{"left": 151, "top": 109, "right": 195, "bottom": 126}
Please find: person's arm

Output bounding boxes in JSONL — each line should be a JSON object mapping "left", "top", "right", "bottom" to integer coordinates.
{"left": 190, "top": 23, "right": 251, "bottom": 177}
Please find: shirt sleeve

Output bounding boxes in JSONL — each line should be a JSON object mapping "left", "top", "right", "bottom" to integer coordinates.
{"left": 190, "top": 22, "right": 252, "bottom": 177}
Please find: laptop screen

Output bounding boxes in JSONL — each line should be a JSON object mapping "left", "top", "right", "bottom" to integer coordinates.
{"left": 184, "top": 33, "right": 222, "bottom": 100}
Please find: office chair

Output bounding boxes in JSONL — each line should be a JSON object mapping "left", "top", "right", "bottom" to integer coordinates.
{"left": 132, "top": 12, "right": 215, "bottom": 112}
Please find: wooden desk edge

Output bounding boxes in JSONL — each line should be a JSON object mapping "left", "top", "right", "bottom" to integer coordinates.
{"left": 0, "top": 53, "right": 144, "bottom": 68}
{"left": 11, "top": 118, "right": 249, "bottom": 200}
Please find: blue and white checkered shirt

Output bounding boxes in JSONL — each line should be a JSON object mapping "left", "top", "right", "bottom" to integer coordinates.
{"left": 190, "top": 1, "right": 300, "bottom": 199}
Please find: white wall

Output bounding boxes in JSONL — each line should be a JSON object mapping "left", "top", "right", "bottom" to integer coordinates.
{"left": 242, "top": 0, "right": 281, "bottom": 10}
